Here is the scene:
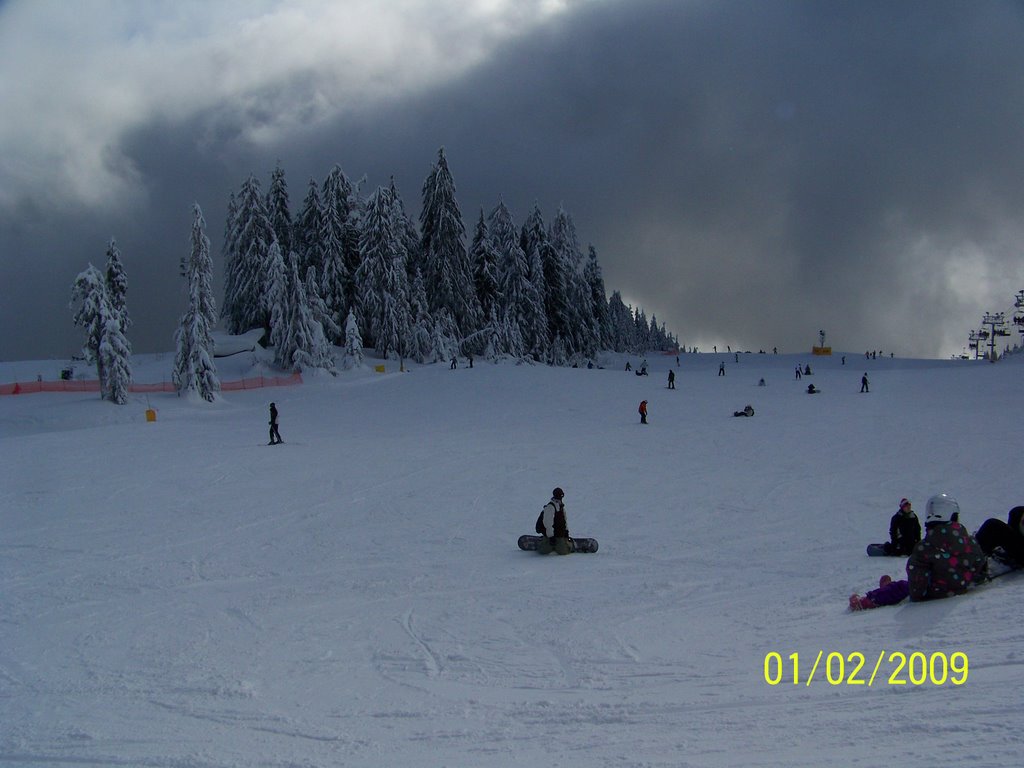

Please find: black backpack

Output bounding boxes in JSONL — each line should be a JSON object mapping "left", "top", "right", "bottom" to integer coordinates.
{"left": 535, "top": 508, "right": 546, "bottom": 535}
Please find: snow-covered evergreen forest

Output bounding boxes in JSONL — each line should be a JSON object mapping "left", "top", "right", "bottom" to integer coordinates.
{"left": 220, "top": 148, "right": 678, "bottom": 372}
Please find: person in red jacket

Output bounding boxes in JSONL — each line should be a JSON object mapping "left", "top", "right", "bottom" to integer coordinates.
{"left": 639, "top": 400, "right": 648, "bottom": 424}
{"left": 906, "top": 494, "right": 987, "bottom": 601}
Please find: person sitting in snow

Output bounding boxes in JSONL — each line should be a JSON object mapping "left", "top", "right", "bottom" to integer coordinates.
{"left": 535, "top": 487, "right": 571, "bottom": 555}
{"left": 849, "top": 574, "right": 910, "bottom": 611}
{"left": 974, "top": 505, "right": 1024, "bottom": 567}
{"left": 733, "top": 404, "right": 754, "bottom": 417}
{"left": 806, "top": 383, "right": 819, "bottom": 394}
{"left": 883, "top": 498, "right": 921, "bottom": 556}
{"left": 906, "top": 494, "right": 987, "bottom": 601}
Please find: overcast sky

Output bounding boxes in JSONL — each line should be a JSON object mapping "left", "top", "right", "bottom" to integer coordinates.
{"left": 3, "top": 0, "right": 1024, "bottom": 362}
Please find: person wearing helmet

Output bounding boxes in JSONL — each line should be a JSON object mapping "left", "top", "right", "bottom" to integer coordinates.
{"left": 883, "top": 498, "right": 921, "bottom": 556}
{"left": 906, "top": 494, "right": 987, "bottom": 601}
{"left": 535, "top": 487, "right": 571, "bottom": 555}
{"left": 974, "top": 506, "right": 1024, "bottom": 567}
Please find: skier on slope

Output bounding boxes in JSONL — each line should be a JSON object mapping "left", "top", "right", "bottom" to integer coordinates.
{"left": 268, "top": 402, "right": 283, "bottom": 445}
{"left": 535, "top": 487, "right": 571, "bottom": 555}
{"left": 906, "top": 494, "right": 986, "bottom": 601}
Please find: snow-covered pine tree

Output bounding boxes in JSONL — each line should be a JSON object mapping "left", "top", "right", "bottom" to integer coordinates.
{"left": 430, "top": 307, "right": 461, "bottom": 364}
{"left": 407, "top": 268, "right": 435, "bottom": 364}
{"left": 633, "top": 307, "right": 650, "bottom": 354}
{"left": 173, "top": 204, "right": 220, "bottom": 401}
{"left": 304, "top": 266, "right": 341, "bottom": 345}
{"left": 489, "top": 200, "right": 542, "bottom": 362}
{"left": 583, "top": 245, "right": 612, "bottom": 350}
{"left": 222, "top": 174, "right": 277, "bottom": 335}
{"left": 518, "top": 206, "right": 551, "bottom": 361}
{"left": 105, "top": 239, "right": 130, "bottom": 338}
{"left": 356, "top": 186, "right": 411, "bottom": 359}
{"left": 320, "top": 168, "right": 352, "bottom": 345}
{"left": 287, "top": 251, "right": 336, "bottom": 374}
{"left": 549, "top": 205, "right": 597, "bottom": 360}
{"left": 470, "top": 209, "right": 499, "bottom": 324}
{"left": 70, "top": 265, "right": 108, "bottom": 396}
{"left": 100, "top": 311, "right": 133, "bottom": 405}
{"left": 70, "top": 263, "right": 132, "bottom": 403}
{"left": 294, "top": 178, "right": 324, "bottom": 280}
{"left": 419, "top": 148, "right": 481, "bottom": 337}
{"left": 607, "top": 291, "right": 635, "bottom": 353}
{"left": 342, "top": 309, "right": 364, "bottom": 370}
{"left": 265, "top": 240, "right": 293, "bottom": 369}
{"left": 266, "top": 163, "right": 293, "bottom": 261}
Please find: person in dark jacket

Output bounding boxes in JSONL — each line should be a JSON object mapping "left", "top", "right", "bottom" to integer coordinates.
{"left": 535, "top": 487, "right": 570, "bottom": 555}
{"left": 883, "top": 498, "right": 921, "bottom": 556}
{"left": 733, "top": 405, "right": 754, "bottom": 417}
{"left": 268, "top": 402, "right": 283, "bottom": 445}
{"left": 974, "top": 506, "right": 1024, "bottom": 566}
{"left": 860, "top": 373, "right": 870, "bottom": 393}
{"left": 667, "top": 369, "right": 675, "bottom": 389}
{"left": 906, "top": 494, "right": 987, "bottom": 601}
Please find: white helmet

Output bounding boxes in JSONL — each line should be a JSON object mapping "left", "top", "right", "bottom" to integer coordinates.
{"left": 925, "top": 493, "right": 960, "bottom": 524}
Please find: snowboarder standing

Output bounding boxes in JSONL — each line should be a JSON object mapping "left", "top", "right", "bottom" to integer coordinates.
{"left": 906, "top": 494, "right": 986, "bottom": 601}
{"left": 639, "top": 399, "right": 648, "bottom": 424}
{"left": 535, "top": 487, "right": 571, "bottom": 555}
{"left": 268, "top": 402, "right": 283, "bottom": 445}
{"left": 667, "top": 369, "right": 675, "bottom": 389}
{"left": 883, "top": 498, "right": 921, "bottom": 556}
{"left": 861, "top": 373, "right": 870, "bottom": 393}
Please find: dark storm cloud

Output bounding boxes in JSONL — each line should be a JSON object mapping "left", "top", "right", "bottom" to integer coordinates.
{"left": 4, "top": 0, "right": 1024, "bottom": 361}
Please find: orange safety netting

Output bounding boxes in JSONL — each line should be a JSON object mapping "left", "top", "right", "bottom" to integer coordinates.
{"left": 0, "top": 373, "right": 302, "bottom": 396}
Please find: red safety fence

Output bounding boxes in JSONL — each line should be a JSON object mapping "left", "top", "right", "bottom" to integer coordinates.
{"left": 0, "top": 372, "right": 302, "bottom": 396}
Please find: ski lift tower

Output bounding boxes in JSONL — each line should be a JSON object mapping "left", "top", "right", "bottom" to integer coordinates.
{"left": 812, "top": 329, "right": 831, "bottom": 356}
{"left": 1013, "top": 290, "right": 1024, "bottom": 338}
{"left": 981, "top": 312, "right": 1010, "bottom": 361}
{"left": 968, "top": 330, "right": 983, "bottom": 360}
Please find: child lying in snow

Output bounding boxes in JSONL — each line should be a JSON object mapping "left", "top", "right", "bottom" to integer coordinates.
{"left": 849, "top": 575, "right": 910, "bottom": 611}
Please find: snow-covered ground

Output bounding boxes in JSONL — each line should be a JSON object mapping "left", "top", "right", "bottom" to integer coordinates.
{"left": 2, "top": 348, "right": 1022, "bottom": 767}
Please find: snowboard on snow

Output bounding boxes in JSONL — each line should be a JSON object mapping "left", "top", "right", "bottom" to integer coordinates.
{"left": 518, "top": 535, "right": 599, "bottom": 554}
{"left": 866, "top": 543, "right": 896, "bottom": 557}
{"left": 985, "top": 552, "right": 1022, "bottom": 581}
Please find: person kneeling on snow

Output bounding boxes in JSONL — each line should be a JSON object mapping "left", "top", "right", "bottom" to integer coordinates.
{"left": 535, "top": 487, "right": 571, "bottom": 555}
{"left": 974, "top": 506, "right": 1024, "bottom": 566}
{"left": 906, "top": 494, "right": 987, "bottom": 601}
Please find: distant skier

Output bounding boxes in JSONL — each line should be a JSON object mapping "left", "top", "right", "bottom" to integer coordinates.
{"left": 268, "top": 402, "right": 283, "bottom": 445}
{"left": 795, "top": 366, "right": 802, "bottom": 380}
{"left": 639, "top": 399, "right": 648, "bottom": 424}
{"left": 861, "top": 373, "right": 870, "bottom": 393}
{"left": 667, "top": 369, "right": 676, "bottom": 389}
{"left": 883, "top": 498, "right": 921, "bottom": 556}
{"left": 906, "top": 494, "right": 987, "bottom": 601}
{"left": 718, "top": 362, "right": 725, "bottom": 376}
{"left": 535, "top": 487, "right": 571, "bottom": 555}
{"left": 974, "top": 505, "right": 1024, "bottom": 566}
